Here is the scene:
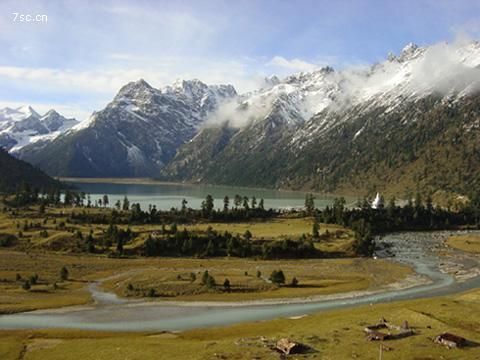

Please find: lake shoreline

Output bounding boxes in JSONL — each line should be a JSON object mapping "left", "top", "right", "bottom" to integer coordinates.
{"left": 58, "top": 177, "right": 355, "bottom": 199}
{"left": 59, "top": 177, "right": 355, "bottom": 210}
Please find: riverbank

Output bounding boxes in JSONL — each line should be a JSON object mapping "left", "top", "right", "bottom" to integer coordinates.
{"left": 0, "top": 250, "right": 411, "bottom": 314}
{"left": 1, "top": 231, "right": 480, "bottom": 358}
{"left": 99, "top": 273, "right": 429, "bottom": 308}
{"left": 1, "top": 285, "right": 479, "bottom": 360}
{"left": 1, "top": 231, "right": 479, "bottom": 333}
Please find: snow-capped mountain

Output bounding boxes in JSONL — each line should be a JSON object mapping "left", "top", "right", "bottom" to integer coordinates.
{"left": 19, "top": 79, "right": 237, "bottom": 177}
{"left": 206, "top": 41, "right": 480, "bottom": 134}
{"left": 160, "top": 40, "right": 480, "bottom": 195}
{"left": 16, "top": 40, "right": 480, "bottom": 196}
{"left": 0, "top": 106, "right": 77, "bottom": 151}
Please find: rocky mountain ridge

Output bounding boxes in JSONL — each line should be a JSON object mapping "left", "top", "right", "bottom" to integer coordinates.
{"left": 18, "top": 79, "right": 237, "bottom": 177}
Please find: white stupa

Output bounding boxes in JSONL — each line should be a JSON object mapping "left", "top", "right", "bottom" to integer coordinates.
{"left": 372, "top": 193, "right": 384, "bottom": 209}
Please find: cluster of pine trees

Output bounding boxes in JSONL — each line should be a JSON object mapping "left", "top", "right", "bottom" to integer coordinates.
{"left": 143, "top": 225, "right": 319, "bottom": 259}
{"left": 68, "top": 195, "right": 276, "bottom": 226}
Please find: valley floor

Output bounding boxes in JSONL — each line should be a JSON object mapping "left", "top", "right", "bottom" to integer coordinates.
{"left": 1, "top": 202, "right": 479, "bottom": 358}
{"left": 0, "top": 250, "right": 412, "bottom": 313}
{"left": 0, "top": 203, "right": 409, "bottom": 311}
{"left": 1, "top": 287, "right": 479, "bottom": 359}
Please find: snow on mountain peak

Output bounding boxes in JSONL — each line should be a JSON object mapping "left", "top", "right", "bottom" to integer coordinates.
{"left": 0, "top": 105, "right": 40, "bottom": 123}
{"left": 400, "top": 42, "right": 419, "bottom": 58}
{"left": 0, "top": 107, "right": 20, "bottom": 117}
{"left": 0, "top": 107, "right": 22, "bottom": 123}
{"left": 134, "top": 78, "right": 151, "bottom": 87}
{"left": 40, "top": 109, "right": 77, "bottom": 132}
{"left": 116, "top": 79, "right": 156, "bottom": 99}
{"left": 167, "top": 79, "right": 209, "bottom": 100}
{"left": 41, "top": 109, "right": 61, "bottom": 119}
{"left": 263, "top": 75, "right": 281, "bottom": 89}
{"left": 207, "top": 40, "right": 480, "bottom": 132}
{"left": 16, "top": 105, "right": 40, "bottom": 118}
{"left": 44, "top": 109, "right": 57, "bottom": 115}
{"left": 0, "top": 106, "right": 78, "bottom": 151}
{"left": 207, "top": 66, "right": 339, "bottom": 129}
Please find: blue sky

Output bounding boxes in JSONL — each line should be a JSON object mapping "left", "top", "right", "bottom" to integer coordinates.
{"left": 0, "top": 0, "right": 479, "bottom": 120}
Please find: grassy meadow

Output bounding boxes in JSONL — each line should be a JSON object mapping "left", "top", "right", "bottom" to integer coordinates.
{"left": 0, "top": 287, "right": 479, "bottom": 359}
{"left": 447, "top": 234, "right": 480, "bottom": 254}
{"left": 0, "top": 250, "right": 412, "bottom": 313}
{"left": 0, "top": 202, "right": 411, "bottom": 312}
{"left": 100, "top": 257, "right": 410, "bottom": 302}
{"left": 2, "top": 200, "right": 477, "bottom": 359}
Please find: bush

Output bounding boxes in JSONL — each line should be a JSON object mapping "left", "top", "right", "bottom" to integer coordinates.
{"left": 201, "top": 270, "right": 216, "bottom": 288}
{"left": 223, "top": 278, "right": 231, "bottom": 291}
{"left": 60, "top": 266, "right": 69, "bottom": 281}
{"left": 0, "top": 233, "right": 16, "bottom": 247}
{"left": 269, "top": 270, "right": 285, "bottom": 285}
{"left": 201, "top": 270, "right": 210, "bottom": 285}
{"left": 29, "top": 274, "right": 38, "bottom": 285}
{"left": 22, "top": 280, "right": 31, "bottom": 291}
{"left": 205, "top": 275, "right": 216, "bottom": 288}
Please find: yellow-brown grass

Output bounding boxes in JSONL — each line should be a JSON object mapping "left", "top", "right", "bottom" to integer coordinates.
{"left": 1, "top": 287, "right": 479, "bottom": 359}
{"left": 447, "top": 234, "right": 480, "bottom": 254}
{"left": 101, "top": 257, "right": 411, "bottom": 302}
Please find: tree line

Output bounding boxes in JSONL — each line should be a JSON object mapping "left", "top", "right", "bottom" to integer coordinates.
{"left": 312, "top": 191, "right": 480, "bottom": 256}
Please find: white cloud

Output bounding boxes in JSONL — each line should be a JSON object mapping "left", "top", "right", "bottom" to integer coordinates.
{"left": 0, "top": 58, "right": 265, "bottom": 118}
{"left": 0, "top": 51, "right": 269, "bottom": 94}
{"left": 0, "top": 66, "right": 154, "bottom": 93}
{"left": 267, "top": 56, "right": 319, "bottom": 72}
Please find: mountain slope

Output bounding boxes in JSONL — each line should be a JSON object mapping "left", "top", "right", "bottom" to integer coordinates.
{"left": 0, "top": 148, "right": 64, "bottom": 192}
{"left": 18, "top": 79, "right": 237, "bottom": 177}
{"left": 160, "top": 41, "right": 480, "bottom": 197}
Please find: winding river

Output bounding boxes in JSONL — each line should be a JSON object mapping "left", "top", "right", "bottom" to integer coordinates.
{"left": 1, "top": 231, "right": 479, "bottom": 332}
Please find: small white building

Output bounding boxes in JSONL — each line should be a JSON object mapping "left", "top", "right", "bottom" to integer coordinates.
{"left": 372, "top": 193, "right": 384, "bottom": 209}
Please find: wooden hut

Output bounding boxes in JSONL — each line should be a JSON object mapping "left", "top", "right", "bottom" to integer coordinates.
{"left": 275, "top": 338, "right": 303, "bottom": 355}
{"left": 366, "top": 330, "right": 391, "bottom": 341}
{"left": 433, "top": 333, "right": 466, "bottom": 348}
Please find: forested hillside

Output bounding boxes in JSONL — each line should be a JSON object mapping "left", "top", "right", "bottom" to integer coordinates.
{"left": 0, "top": 148, "right": 64, "bottom": 192}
